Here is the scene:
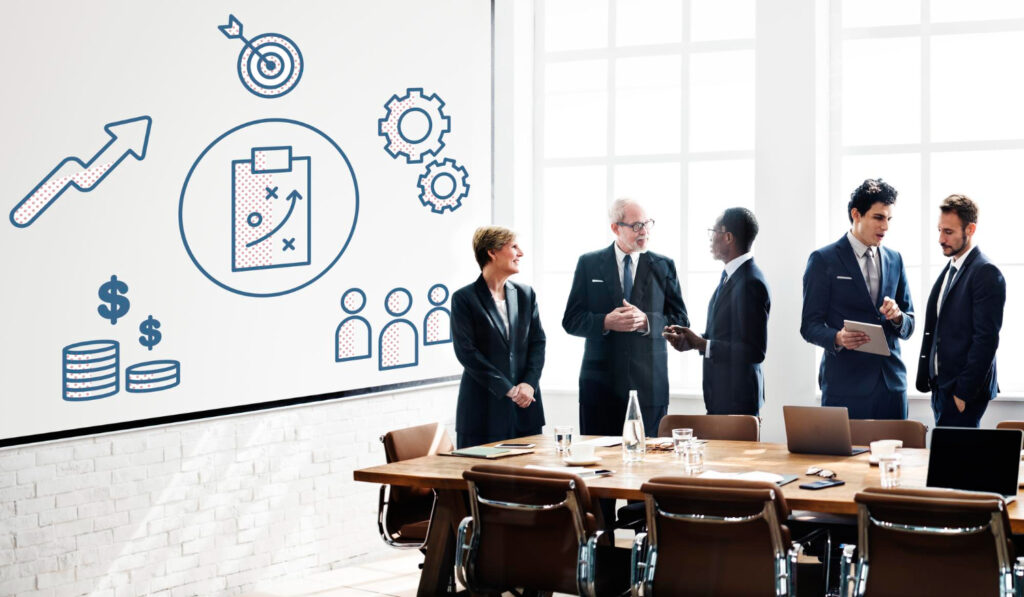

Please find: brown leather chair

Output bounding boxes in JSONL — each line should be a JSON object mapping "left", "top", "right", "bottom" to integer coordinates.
{"left": 456, "top": 464, "right": 630, "bottom": 596}
{"left": 848, "top": 419, "right": 927, "bottom": 448}
{"left": 633, "top": 476, "right": 800, "bottom": 596}
{"left": 657, "top": 413, "right": 760, "bottom": 441}
{"left": 840, "top": 487, "right": 1021, "bottom": 597}
{"left": 997, "top": 421, "right": 1024, "bottom": 433}
{"left": 377, "top": 422, "right": 454, "bottom": 548}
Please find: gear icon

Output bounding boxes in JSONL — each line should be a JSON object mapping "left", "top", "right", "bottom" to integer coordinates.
{"left": 378, "top": 88, "right": 451, "bottom": 163}
{"left": 417, "top": 158, "right": 469, "bottom": 214}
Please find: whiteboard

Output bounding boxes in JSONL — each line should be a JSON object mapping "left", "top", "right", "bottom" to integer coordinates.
{"left": 0, "top": 0, "right": 491, "bottom": 444}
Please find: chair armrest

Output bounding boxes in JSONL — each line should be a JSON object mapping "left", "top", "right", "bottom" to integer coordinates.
{"left": 454, "top": 516, "right": 474, "bottom": 592}
{"left": 579, "top": 529, "right": 604, "bottom": 597}
{"left": 783, "top": 541, "right": 802, "bottom": 597}
{"left": 839, "top": 544, "right": 857, "bottom": 597}
{"left": 630, "top": 532, "right": 648, "bottom": 597}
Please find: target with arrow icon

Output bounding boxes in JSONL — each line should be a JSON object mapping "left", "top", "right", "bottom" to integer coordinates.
{"left": 218, "top": 15, "right": 304, "bottom": 98}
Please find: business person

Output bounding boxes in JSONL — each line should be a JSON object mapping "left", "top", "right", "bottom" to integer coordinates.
{"left": 665, "top": 207, "right": 770, "bottom": 416}
{"left": 916, "top": 195, "right": 1005, "bottom": 427}
{"left": 452, "top": 227, "right": 546, "bottom": 448}
{"left": 562, "top": 198, "right": 688, "bottom": 436}
{"left": 801, "top": 179, "right": 915, "bottom": 419}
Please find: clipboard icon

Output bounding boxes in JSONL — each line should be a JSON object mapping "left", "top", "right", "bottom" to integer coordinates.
{"left": 231, "top": 146, "right": 311, "bottom": 271}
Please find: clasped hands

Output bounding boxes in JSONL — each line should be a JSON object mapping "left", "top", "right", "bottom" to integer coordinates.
{"left": 506, "top": 383, "right": 535, "bottom": 408}
{"left": 835, "top": 296, "right": 903, "bottom": 350}
{"left": 604, "top": 299, "right": 648, "bottom": 333}
{"left": 662, "top": 325, "right": 706, "bottom": 353}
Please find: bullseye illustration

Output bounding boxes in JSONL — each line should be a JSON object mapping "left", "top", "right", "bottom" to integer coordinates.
{"left": 218, "top": 15, "right": 304, "bottom": 98}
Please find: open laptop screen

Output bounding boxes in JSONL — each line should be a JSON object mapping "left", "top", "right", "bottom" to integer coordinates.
{"left": 927, "top": 427, "right": 1023, "bottom": 498}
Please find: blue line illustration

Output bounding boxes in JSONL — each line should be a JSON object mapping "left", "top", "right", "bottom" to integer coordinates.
{"left": 125, "top": 359, "right": 181, "bottom": 393}
{"left": 336, "top": 288, "right": 371, "bottom": 362}
{"left": 418, "top": 158, "right": 470, "bottom": 214}
{"left": 62, "top": 340, "right": 120, "bottom": 402}
{"left": 424, "top": 283, "right": 452, "bottom": 346}
{"left": 218, "top": 15, "right": 304, "bottom": 98}
{"left": 378, "top": 88, "right": 451, "bottom": 163}
{"left": 379, "top": 288, "right": 418, "bottom": 370}
{"left": 11, "top": 116, "right": 152, "bottom": 228}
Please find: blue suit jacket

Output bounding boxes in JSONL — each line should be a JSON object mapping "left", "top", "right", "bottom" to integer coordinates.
{"left": 451, "top": 276, "right": 546, "bottom": 439}
{"left": 562, "top": 244, "right": 688, "bottom": 411}
{"left": 801, "top": 235, "right": 915, "bottom": 398}
{"left": 702, "top": 258, "right": 770, "bottom": 416}
{"left": 915, "top": 247, "right": 1004, "bottom": 402}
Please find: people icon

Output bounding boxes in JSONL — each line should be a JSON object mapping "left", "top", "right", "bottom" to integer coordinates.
{"left": 336, "top": 288, "right": 371, "bottom": 362}
{"left": 423, "top": 283, "right": 452, "bottom": 345}
{"left": 379, "top": 288, "right": 418, "bottom": 370}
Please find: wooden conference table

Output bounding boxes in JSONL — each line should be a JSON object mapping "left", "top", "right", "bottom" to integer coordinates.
{"left": 353, "top": 434, "right": 1024, "bottom": 595}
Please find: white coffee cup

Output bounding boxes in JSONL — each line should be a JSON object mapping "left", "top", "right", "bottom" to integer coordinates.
{"left": 870, "top": 439, "right": 903, "bottom": 458}
{"left": 570, "top": 444, "right": 596, "bottom": 460}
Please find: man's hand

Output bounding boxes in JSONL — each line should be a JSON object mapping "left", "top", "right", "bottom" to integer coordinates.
{"left": 954, "top": 395, "right": 966, "bottom": 413}
{"left": 663, "top": 325, "right": 692, "bottom": 352}
{"left": 879, "top": 295, "right": 903, "bottom": 325}
{"left": 507, "top": 383, "right": 535, "bottom": 408}
{"left": 835, "top": 326, "right": 871, "bottom": 350}
{"left": 604, "top": 300, "right": 647, "bottom": 332}
{"left": 679, "top": 327, "right": 707, "bottom": 353}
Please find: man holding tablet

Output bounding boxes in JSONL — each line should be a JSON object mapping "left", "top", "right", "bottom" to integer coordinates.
{"left": 800, "top": 179, "right": 916, "bottom": 419}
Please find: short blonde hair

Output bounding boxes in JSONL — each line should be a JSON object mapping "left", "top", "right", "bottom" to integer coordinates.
{"left": 472, "top": 226, "right": 516, "bottom": 270}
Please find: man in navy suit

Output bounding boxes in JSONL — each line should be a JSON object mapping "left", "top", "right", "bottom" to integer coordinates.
{"left": 916, "top": 195, "right": 1005, "bottom": 427}
{"left": 665, "top": 207, "right": 770, "bottom": 416}
{"left": 801, "top": 179, "right": 916, "bottom": 419}
{"left": 562, "top": 198, "right": 688, "bottom": 436}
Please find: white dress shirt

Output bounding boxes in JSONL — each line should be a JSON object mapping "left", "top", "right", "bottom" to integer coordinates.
{"left": 612, "top": 242, "right": 648, "bottom": 334}
{"left": 846, "top": 231, "right": 880, "bottom": 290}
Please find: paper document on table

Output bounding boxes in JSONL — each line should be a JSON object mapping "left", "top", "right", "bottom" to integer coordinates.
{"left": 700, "top": 470, "right": 786, "bottom": 484}
{"left": 577, "top": 436, "right": 621, "bottom": 447}
{"left": 525, "top": 465, "right": 613, "bottom": 477}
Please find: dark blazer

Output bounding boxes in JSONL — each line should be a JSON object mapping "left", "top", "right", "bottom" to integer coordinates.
{"left": 702, "top": 258, "right": 770, "bottom": 416}
{"left": 915, "top": 247, "right": 1004, "bottom": 402}
{"left": 452, "top": 276, "right": 546, "bottom": 441}
{"left": 562, "top": 244, "right": 688, "bottom": 418}
{"left": 801, "top": 235, "right": 915, "bottom": 399}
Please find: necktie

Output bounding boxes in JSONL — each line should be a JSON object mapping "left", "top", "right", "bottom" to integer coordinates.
{"left": 709, "top": 270, "right": 728, "bottom": 319}
{"left": 865, "top": 247, "right": 879, "bottom": 305}
{"left": 930, "top": 264, "right": 959, "bottom": 378}
{"left": 623, "top": 254, "right": 633, "bottom": 302}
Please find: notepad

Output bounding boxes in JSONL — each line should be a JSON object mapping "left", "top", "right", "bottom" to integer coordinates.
{"left": 442, "top": 447, "right": 533, "bottom": 459}
{"left": 525, "top": 465, "right": 613, "bottom": 477}
{"left": 699, "top": 470, "right": 799, "bottom": 486}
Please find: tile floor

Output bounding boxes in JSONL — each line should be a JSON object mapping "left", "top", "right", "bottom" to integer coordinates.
{"left": 239, "top": 550, "right": 424, "bottom": 597}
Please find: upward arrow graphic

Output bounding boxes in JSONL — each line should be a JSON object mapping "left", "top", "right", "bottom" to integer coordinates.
{"left": 10, "top": 116, "right": 153, "bottom": 228}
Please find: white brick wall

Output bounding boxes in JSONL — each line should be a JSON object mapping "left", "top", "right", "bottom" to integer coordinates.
{"left": 0, "top": 384, "right": 458, "bottom": 597}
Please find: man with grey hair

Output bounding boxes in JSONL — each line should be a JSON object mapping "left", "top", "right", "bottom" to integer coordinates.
{"left": 563, "top": 198, "right": 688, "bottom": 438}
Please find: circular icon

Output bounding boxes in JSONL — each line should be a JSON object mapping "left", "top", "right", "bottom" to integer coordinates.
{"left": 341, "top": 288, "right": 366, "bottom": 314}
{"left": 384, "top": 288, "right": 413, "bottom": 317}
{"left": 237, "top": 34, "right": 303, "bottom": 98}
{"left": 428, "top": 284, "right": 449, "bottom": 306}
{"left": 180, "top": 119, "right": 359, "bottom": 298}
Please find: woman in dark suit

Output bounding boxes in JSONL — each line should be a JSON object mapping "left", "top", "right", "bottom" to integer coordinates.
{"left": 452, "top": 226, "right": 546, "bottom": 448}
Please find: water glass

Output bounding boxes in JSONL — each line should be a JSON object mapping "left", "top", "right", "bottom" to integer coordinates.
{"left": 879, "top": 454, "right": 902, "bottom": 488}
{"left": 672, "top": 428, "right": 693, "bottom": 457}
{"left": 553, "top": 425, "right": 573, "bottom": 454}
{"left": 682, "top": 440, "right": 705, "bottom": 474}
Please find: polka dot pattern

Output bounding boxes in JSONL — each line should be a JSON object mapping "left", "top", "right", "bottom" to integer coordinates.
{"left": 233, "top": 154, "right": 276, "bottom": 269}
{"left": 13, "top": 161, "right": 114, "bottom": 225}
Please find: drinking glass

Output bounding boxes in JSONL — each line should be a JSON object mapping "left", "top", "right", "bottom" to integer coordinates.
{"left": 878, "top": 454, "right": 901, "bottom": 488}
{"left": 553, "top": 425, "right": 573, "bottom": 454}
{"left": 683, "top": 440, "right": 705, "bottom": 474}
{"left": 672, "top": 428, "right": 694, "bottom": 457}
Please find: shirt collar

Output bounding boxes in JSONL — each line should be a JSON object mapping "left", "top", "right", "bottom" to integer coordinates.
{"left": 846, "top": 230, "right": 877, "bottom": 259}
{"left": 950, "top": 244, "right": 976, "bottom": 270}
{"left": 724, "top": 252, "right": 754, "bottom": 280}
{"left": 613, "top": 241, "right": 643, "bottom": 263}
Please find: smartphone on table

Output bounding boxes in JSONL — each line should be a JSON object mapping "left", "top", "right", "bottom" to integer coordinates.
{"left": 799, "top": 479, "right": 846, "bottom": 490}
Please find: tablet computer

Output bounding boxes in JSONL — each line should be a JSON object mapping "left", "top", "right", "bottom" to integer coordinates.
{"left": 843, "top": 320, "right": 891, "bottom": 356}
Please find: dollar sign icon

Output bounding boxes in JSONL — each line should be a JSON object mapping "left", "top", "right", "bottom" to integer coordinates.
{"left": 97, "top": 275, "right": 130, "bottom": 325}
{"left": 139, "top": 315, "right": 162, "bottom": 351}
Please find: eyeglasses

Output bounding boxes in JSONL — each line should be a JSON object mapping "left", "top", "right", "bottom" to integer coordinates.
{"left": 617, "top": 219, "right": 655, "bottom": 233}
{"left": 707, "top": 228, "right": 725, "bottom": 240}
{"left": 805, "top": 466, "right": 837, "bottom": 479}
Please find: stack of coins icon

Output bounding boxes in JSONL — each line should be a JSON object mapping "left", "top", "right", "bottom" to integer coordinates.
{"left": 125, "top": 360, "right": 180, "bottom": 393}
{"left": 62, "top": 340, "right": 120, "bottom": 401}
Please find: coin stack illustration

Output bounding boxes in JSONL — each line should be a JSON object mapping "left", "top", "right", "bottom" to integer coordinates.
{"left": 125, "top": 360, "right": 181, "bottom": 393}
{"left": 62, "top": 340, "right": 120, "bottom": 401}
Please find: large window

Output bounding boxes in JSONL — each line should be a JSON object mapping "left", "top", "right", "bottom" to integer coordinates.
{"left": 829, "top": 0, "right": 1024, "bottom": 394}
{"left": 535, "top": 0, "right": 756, "bottom": 392}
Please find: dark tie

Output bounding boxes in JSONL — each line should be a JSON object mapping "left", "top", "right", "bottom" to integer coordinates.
{"left": 709, "top": 270, "right": 728, "bottom": 316}
{"left": 623, "top": 255, "right": 633, "bottom": 302}
{"left": 929, "top": 265, "right": 959, "bottom": 378}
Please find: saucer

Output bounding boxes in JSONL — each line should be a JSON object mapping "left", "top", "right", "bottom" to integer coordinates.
{"left": 563, "top": 456, "right": 601, "bottom": 466}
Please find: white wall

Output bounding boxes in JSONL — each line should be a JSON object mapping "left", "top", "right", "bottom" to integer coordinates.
{"left": 0, "top": 386, "right": 457, "bottom": 597}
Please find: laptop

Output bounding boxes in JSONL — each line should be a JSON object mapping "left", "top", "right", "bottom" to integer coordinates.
{"left": 783, "top": 405, "right": 868, "bottom": 456}
{"left": 927, "top": 427, "right": 1023, "bottom": 501}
